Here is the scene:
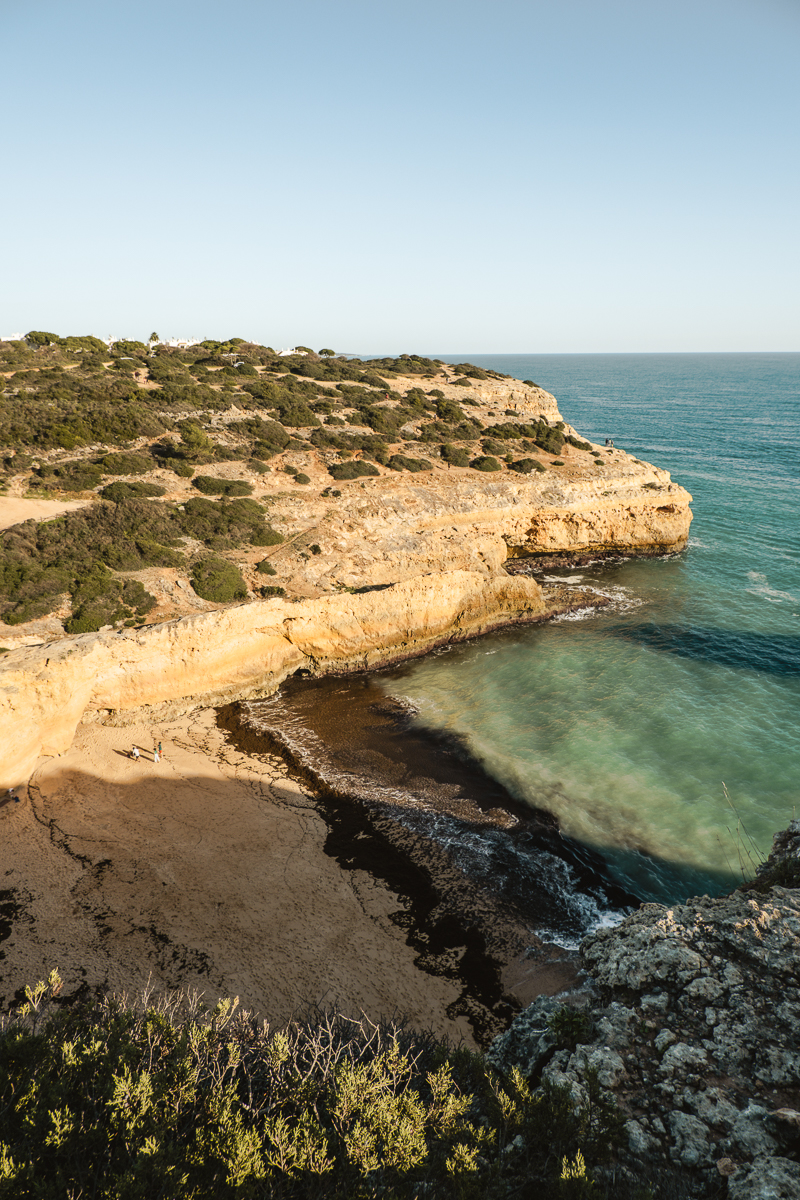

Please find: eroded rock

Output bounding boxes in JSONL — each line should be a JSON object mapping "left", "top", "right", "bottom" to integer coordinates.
{"left": 491, "top": 878, "right": 800, "bottom": 1197}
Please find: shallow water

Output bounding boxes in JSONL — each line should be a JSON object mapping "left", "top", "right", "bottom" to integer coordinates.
{"left": 377, "top": 354, "right": 800, "bottom": 913}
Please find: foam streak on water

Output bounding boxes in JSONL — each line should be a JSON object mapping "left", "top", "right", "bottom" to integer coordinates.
{"left": 379, "top": 354, "right": 800, "bottom": 906}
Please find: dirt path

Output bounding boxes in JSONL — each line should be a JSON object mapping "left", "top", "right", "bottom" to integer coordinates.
{"left": 0, "top": 495, "right": 90, "bottom": 529}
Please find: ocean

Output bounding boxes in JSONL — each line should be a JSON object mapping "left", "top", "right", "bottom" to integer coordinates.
{"left": 378, "top": 354, "right": 800, "bottom": 918}
{"left": 246, "top": 354, "right": 799, "bottom": 949}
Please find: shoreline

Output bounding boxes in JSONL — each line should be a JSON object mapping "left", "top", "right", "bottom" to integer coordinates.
{"left": 0, "top": 572, "right": 611, "bottom": 789}
{"left": 1, "top": 587, "right": 633, "bottom": 1048}
{"left": 217, "top": 662, "right": 644, "bottom": 1040}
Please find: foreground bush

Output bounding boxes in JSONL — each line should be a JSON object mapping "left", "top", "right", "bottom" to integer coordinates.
{"left": 100, "top": 481, "right": 166, "bottom": 502}
{"left": 508, "top": 458, "right": 546, "bottom": 475}
{"left": 386, "top": 454, "right": 432, "bottom": 473}
{"left": 0, "top": 975, "right": 622, "bottom": 1199}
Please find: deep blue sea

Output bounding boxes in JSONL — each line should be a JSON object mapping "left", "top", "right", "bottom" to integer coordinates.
{"left": 375, "top": 354, "right": 800, "bottom": 926}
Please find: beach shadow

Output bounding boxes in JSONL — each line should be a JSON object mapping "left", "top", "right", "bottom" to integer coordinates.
{"left": 610, "top": 622, "right": 800, "bottom": 677}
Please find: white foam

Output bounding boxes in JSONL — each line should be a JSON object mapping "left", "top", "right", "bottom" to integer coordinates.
{"left": 553, "top": 606, "right": 598, "bottom": 623}
{"left": 745, "top": 570, "right": 796, "bottom": 603}
{"left": 543, "top": 574, "right": 585, "bottom": 583}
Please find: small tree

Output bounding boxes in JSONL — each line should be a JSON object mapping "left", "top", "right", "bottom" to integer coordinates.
{"left": 25, "top": 330, "right": 59, "bottom": 346}
{"left": 319, "top": 348, "right": 335, "bottom": 357}
{"left": 148, "top": 331, "right": 160, "bottom": 343}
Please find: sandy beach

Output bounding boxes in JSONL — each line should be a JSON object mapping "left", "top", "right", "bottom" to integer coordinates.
{"left": 0, "top": 696, "right": 585, "bottom": 1047}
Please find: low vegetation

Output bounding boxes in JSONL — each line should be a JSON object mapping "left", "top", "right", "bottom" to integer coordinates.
{"left": 190, "top": 556, "right": 248, "bottom": 603}
{"left": 0, "top": 974, "right": 623, "bottom": 1199}
{"left": 0, "top": 333, "right": 570, "bottom": 632}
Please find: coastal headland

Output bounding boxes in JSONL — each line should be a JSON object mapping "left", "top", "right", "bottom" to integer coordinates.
{"left": 0, "top": 345, "right": 692, "bottom": 785}
{"left": 1, "top": 342, "right": 691, "bottom": 1042}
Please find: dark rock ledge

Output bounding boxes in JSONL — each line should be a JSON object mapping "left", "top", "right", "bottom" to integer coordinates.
{"left": 489, "top": 821, "right": 800, "bottom": 1199}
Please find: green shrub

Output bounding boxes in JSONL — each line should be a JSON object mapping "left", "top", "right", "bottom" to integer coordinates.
{"left": 508, "top": 458, "right": 546, "bottom": 474}
{"left": 177, "top": 420, "right": 215, "bottom": 460}
{"left": 179, "top": 497, "right": 281, "bottom": 548}
{"left": 452, "top": 363, "right": 489, "bottom": 380}
{"left": 565, "top": 436, "right": 591, "bottom": 451}
{"left": 191, "top": 556, "right": 247, "bottom": 602}
{"left": 255, "top": 559, "right": 277, "bottom": 575}
{"left": 252, "top": 524, "right": 284, "bottom": 546}
{"left": 193, "top": 476, "right": 253, "bottom": 497}
{"left": 33, "top": 460, "right": 102, "bottom": 492}
{"left": 120, "top": 578, "right": 157, "bottom": 616}
{"left": 248, "top": 458, "right": 272, "bottom": 474}
{"left": 97, "top": 451, "right": 154, "bottom": 475}
{"left": 0, "top": 499, "right": 182, "bottom": 624}
{"left": 171, "top": 460, "right": 195, "bottom": 478}
{"left": 547, "top": 1007, "right": 594, "bottom": 1050}
{"left": 434, "top": 398, "right": 466, "bottom": 423}
{"left": 64, "top": 564, "right": 156, "bottom": 633}
{"left": 294, "top": 473, "right": 311, "bottom": 485}
{"left": 328, "top": 460, "right": 379, "bottom": 480}
{"left": 470, "top": 456, "right": 502, "bottom": 472}
{"left": 100, "top": 481, "right": 166, "bottom": 502}
{"left": 387, "top": 454, "right": 432, "bottom": 473}
{"left": 231, "top": 416, "right": 290, "bottom": 452}
{"left": 551, "top": 460, "right": 565, "bottom": 466}
{"left": 0, "top": 977, "right": 624, "bottom": 1200}
{"left": 451, "top": 377, "right": 471, "bottom": 387}
{"left": 259, "top": 584, "right": 286, "bottom": 597}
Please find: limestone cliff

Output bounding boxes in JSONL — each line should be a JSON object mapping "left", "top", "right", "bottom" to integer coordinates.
{"left": 0, "top": 366, "right": 692, "bottom": 785}
{"left": 2, "top": 570, "right": 584, "bottom": 787}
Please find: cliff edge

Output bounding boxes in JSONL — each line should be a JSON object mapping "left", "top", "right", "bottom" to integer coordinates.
{"left": 490, "top": 822, "right": 800, "bottom": 1198}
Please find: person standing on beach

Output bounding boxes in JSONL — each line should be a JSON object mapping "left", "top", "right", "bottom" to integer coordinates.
{"left": 153, "top": 745, "right": 160, "bottom": 764}
{"left": 158, "top": 741, "right": 163, "bottom": 760}
{"left": 132, "top": 745, "right": 140, "bottom": 761}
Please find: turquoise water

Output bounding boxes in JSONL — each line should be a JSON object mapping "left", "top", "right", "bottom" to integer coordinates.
{"left": 378, "top": 354, "right": 800, "bottom": 908}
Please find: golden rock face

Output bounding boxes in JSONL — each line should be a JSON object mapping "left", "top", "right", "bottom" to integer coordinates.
{"left": 0, "top": 371, "right": 691, "bottom": 786}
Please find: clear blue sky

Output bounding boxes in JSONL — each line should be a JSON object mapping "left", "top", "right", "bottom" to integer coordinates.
{"left": 3, "top": 0, "right": 798, "bottom": 352}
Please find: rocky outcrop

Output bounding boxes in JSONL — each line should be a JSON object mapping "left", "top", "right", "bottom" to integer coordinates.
{"left": 1, "top": 569, "right": 592, "bottom": 788}
{"left": 295, "top": 475, "right": 692, "bottom": 595}
{"left": 490, "top": 828, "right": 800, "bottom": 1198}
